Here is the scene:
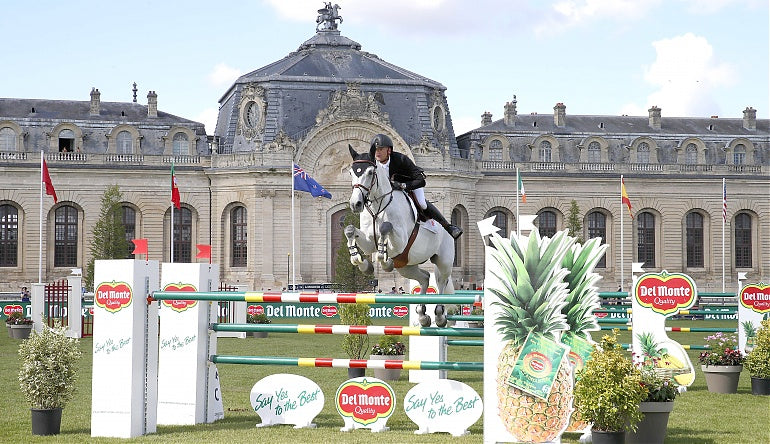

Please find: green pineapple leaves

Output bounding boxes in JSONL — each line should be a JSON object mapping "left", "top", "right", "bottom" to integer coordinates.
{"left": 561, "top": 236, "right": 608, "bottom": 337}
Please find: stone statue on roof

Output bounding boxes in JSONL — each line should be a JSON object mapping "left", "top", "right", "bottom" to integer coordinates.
{"left": 316, "top": 2, "right": 342, "bottom": 31}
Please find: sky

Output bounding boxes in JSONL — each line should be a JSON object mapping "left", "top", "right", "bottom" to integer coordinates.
{"left": 1, "top": 0, "right": 767, "bottom": 136}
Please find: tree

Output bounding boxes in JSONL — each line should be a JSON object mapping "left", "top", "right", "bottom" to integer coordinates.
{"left": 332, "top": 210, "right": 372, "bottom": 292}
{"left": 567, "top": 200, "right": 584, "bottom": 244}
{"left": 84, "top": 185, "right": 129, "bottom": 291}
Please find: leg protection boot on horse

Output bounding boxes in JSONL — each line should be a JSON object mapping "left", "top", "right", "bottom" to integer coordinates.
{"left": 424, "top": 202, "right": 463, "bottom": 239}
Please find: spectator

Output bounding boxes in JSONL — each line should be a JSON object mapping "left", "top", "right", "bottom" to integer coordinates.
{"left": 20, "top": 286, "right": 30, "bottom": 302}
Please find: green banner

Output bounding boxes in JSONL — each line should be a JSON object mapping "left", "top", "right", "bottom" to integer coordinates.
{"left": 506, "top": 332, "right": 569, "bottom": 400}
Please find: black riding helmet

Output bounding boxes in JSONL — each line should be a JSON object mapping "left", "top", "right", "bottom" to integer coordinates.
{"left": 369, "top": 134, "right": 393, "bottom": 160}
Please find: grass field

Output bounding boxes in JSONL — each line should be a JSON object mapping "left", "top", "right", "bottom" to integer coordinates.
{"left": 1, "top": 319, "right": 768, "bottom": 443}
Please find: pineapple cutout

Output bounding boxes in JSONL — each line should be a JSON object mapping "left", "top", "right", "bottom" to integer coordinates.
{"left": 483, "top": 229, "right": 576, "bottom": 443}
{"left": 738, "top": 282, "right": 770, "bottom": 353}
{"left": 631, "top": 271, "right": 697, "bottom": 387}
{"left": 560, "top": 237, "right": 608, "bottom": 433}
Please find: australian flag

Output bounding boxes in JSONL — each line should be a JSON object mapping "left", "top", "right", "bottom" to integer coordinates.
{"left": 293, "top": 164, "right": 332, "bottom": 199}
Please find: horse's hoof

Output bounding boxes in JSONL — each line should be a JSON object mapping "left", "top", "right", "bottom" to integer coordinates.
{"left": 382, "top": 260, "right": 394, "bottom": 272}
{"left": 419, "top": 314, "right": 431, "bottom": 327}
{"left": 360, "top": 261, "right": 374, "bottom": 275}
{"left": 416, "top": 304, "right": 426, "bottom": 315}
{"left": 343, "top": 225, "right": 356, "bottom": 239}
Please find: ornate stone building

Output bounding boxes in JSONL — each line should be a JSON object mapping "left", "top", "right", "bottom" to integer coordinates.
{"left": 0, "top": 12, "right": 767, "bottom": 293}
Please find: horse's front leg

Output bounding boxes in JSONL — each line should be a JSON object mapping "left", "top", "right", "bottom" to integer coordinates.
{"left": 378, "top": 222, "right": 395, "bottom": 272}
{"left": 344, "top": 225, "right": 374, "bottom": 274}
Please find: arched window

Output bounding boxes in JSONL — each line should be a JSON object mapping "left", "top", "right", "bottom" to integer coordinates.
{"left": 0, "top": 205, "right": 18, "bottom": 267}
{"left": 486, "top": 209, "right": 508, "bottom": 245}
{"left": 54, "top": 205, "right": 78, "bottom": 267}
{"left": 686, "top": 212, "right": 703, "bottom": 267}
{"left": 733, "top": 144, "right": 746, "bottom": 165}
{"left": 587, "top": 141, "right": 601, "bottom": 163}
{"left": 637, "top": 212, "right": 655, "bottom": 267}
{"left": 637, "top": 142, "right": 650, "bottom": 164}
{"left": 231, "top": 206, "right": 247, "bottom": 267}
{"left": 117, "top": 131, "right": 133, "bottom": 154}
{"left": 121, "top": 206, "right": 136, "bottom": 259}
{"left": 0, "top": 127, "right": 16, "bottom": 151}
{"left": 539, "top": 140, "right": 552, "bottom": 162}
{"left": 173, "top": 132, "right": 189, "bottom": 156}
{"left": 488, "top": 139, "right": 503, "bottom": 161}
{"left": 685, "top": 143, "right": 697, "bottom": 164}
{"left": 587, "top": 211, "right": 606, "bottom": 268}
{"left": 59, "top": 129, "right": 75, "bottom": 152}
{"left": 172, "top": 207, "right": 192, "bottom": 263}
{"left": 452, "top": 208, "right": 462, "bottom": 266}
{"left": 735, "top": 213, "right": 752, "bottom": 268}
{"left": 537, "top": 210, "right": 557, "bottom": 238}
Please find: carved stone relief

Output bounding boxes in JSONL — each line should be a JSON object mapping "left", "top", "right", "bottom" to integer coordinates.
{"left": 263, "top": 130, "right": 296, "bottom": 154}
{"left": 315, "top": 82, "right": 390, "bottom": 126}
{"left": 237, "top": 83, "right": 267, "bottom": 142}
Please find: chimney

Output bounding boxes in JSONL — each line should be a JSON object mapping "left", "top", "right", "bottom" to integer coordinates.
{"left": 481, "top": 111, "right": 493, "bottom": 126}
{"left": 743, "top": 106, "right": 756, "bottom": 130}
{"left": 648, "top": 105, "right": 661, "bottom": 130}
{"left": 90, "top": 88, "right": 100, "bottom": 116}
{"left": 553, "top": 102, "right": 566, "bottom": 127}
{"left": 504, "top": 95, "right": 517, "bottom": 126}
{"left": 147, "top": 91, "right": 158, "bottom": 118}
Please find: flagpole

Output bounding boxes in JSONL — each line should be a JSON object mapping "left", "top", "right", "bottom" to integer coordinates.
{"left": 620, "top": 175, "right": 625, "bottom": 293}
{"left": 722, "top": 177, "right": 725, "bottom": 292}
{"left": 515, "top": 168, "right": 520, "bottom": 237}
{"left": 170, "top": 162, "right": 174, "bottom": 263}
{"left": 291, "top": 163, "right": 296, "bottom": 290}
{"left": 38, "top": 151, "right": 44, "bottom": 283}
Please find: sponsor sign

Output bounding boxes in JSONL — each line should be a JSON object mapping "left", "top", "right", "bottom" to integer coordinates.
{"left": 95, "top": 281, "right": 133, "bottom": 313}
{"left": 403, "top": 379, "right": 483, "bottom": 436}
{"left": 161, "top": 283, "right": 197, "bottom": 312}
{"left": 561, "top": 332, "right": 594, "bottom": 379}
{"left": 336, "top": 377, "right": 395, "bottom": 432}
{"left": 246, "top": 303, "right": 406, "bottom": 319}
{"left": 2, "top": 303, "right": 26, "bottom": 320}
{"left": 250, "top": 374, "right": 324, "bottom": 428}
{"left": 634, "top": 271, "right": 696, "bottom": 316}
{"left": 738, "top": 282, "right": 770, "bottom": 353}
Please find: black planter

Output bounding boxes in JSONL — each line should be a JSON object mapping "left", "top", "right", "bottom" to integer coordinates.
{"left": 347, "top": 367, "right": 366, "bottom": 378}
{"left": 31, "top": 408, "right": 62, "bottom": 436}
{"left": 751, "top": 377, "right": 770, "bottom": 395}
{"left": 592, "top": 429, "right": 625, "bottom": 444}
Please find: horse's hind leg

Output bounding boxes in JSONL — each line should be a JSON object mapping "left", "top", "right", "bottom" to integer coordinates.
{"left": 398, "top": 265, "right": 430, "bottom": 294}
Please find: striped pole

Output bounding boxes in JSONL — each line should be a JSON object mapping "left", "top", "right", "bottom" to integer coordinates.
{"left": 445, "top": 340, "right": 484, "bottom": 347}
{"left": 210, "top": 355, "right": 483, "bottom": 371}
{"left": 446, "top": 315, "right": 484, "bottom": 321}
{"left": 150, "top": 291, "right": 480, "bottom": 305}
{"left": 601, "top": 326, "right": 737, "bottom": 333}
{"left": 211, "top": 323, "right": 484, "bottom": 337}
{"left": 621, "top": 344, "right": 711, "bottom": 350}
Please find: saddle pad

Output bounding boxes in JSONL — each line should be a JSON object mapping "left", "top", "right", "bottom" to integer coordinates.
{"left": 420, "top": 219, "right": 440, "bottom": 234}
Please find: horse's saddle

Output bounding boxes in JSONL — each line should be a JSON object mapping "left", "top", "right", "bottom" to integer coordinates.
{"left": 407, "top": 191, "right": 429, "bottom": 223}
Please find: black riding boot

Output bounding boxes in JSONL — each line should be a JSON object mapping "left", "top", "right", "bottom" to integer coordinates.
{"left": 424, "top": 202, "right": 463, "bottom": 239}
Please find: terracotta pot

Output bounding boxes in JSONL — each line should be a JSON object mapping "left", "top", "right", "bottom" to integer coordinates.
{"left": 368, "top": 354, "right": 404, "bottom": 381}
{"left": 750, "top": 377, "right": 770, "bottom": 396}
{"left": 625, "top": 401, "right": 674, "bottom": 444}
{"left": 701, "top": 365, "right": 742, "bottom": 394}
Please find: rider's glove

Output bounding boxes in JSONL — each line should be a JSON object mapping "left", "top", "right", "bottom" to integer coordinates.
{"left": 391, "top": 181, "right": 406, "bottom": 190}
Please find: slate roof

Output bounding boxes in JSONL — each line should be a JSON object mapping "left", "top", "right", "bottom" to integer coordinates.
{"left": 0, "top": 98, "right": 200, "bottom": 125}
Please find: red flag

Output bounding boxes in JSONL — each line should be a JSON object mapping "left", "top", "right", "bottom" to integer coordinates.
{"left": 171, "top": 163, "right": 181, "bottom": 209}
{"left": 196, "top": 244, "right": 211, "bottom": 259}
{"left": 131, "top": 238, "right": 148, "bottom": 255}
{"left": 42, "top": 159, "right": 57, "bottom": 203}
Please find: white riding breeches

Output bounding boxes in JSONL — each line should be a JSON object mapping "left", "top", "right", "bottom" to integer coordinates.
{"left": 413, "top": 187, "right": 426, "bottom": 209}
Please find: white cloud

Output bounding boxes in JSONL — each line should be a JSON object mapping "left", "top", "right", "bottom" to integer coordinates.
{"left": 535, "top": 0, "right": 662, "bottom": 35}
{"left": 208, "top": 63, "right": 242, "bottom": 87}
{"left": 622, "top": 33, "right": 736, "bottom": 117}
{"left": 195, "top": 107, "right": 220, "bottom": 135}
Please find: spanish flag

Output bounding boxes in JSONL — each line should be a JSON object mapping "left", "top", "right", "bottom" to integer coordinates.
{"left": 621, "top": 176, "right": 633, "bottom": 219}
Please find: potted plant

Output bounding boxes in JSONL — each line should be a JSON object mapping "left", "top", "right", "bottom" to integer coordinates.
{"left": 338, "top": 303, "right": 371, "bottom": 378}
{"left": 18, "top": 325, "right": 82, "bottom": 435}
{"left": 574, "top": 330, "right": 648, "bottom": 444}
{"left": 246, "top": 313, "right": 271, "bottom": 338}
{"left": 744, "top": 319, "right": 770, "bottom": 395}
{"left": 369, "top": 335, "right": 406, "bottom": 381}
{"left": 6, "top": 311, "right": 33, "bottom": 339}
{"left": 445, "top": 304, "right": 459, "bottom": 327}
{"left": 698, "top": 332, "right": 744, "bottom": 393}
{"left": 625, "top": 359, "right": 680, "bottom": 444}
{"left": 467, "top": 305, "right": 484, "bottom": 328}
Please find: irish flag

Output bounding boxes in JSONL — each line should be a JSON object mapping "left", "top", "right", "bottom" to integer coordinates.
{"left": 171, "top": 163, "right": 180, "bottom": 209}
{"left": 517, "top": 169, "right": 526, "bottom": 203}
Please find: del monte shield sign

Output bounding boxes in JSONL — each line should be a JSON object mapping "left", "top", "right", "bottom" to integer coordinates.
{"left": 634, "top": 270, "right": 696, "bottom": 315}
{"left": 95, "top": 281, "right": 133, "bottom": 313}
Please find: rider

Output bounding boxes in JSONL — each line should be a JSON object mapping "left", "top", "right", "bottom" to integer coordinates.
{"left": 369, "top": 134, "right": 463, "bottom": 239}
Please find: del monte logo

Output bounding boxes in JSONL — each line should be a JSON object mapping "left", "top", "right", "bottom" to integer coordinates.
{"left": 4, "top": 305, "right": 23, "bottom": 316}
{"left": 392, "top": 305, "right": 408, "bottom": 318}
{"left": 162, "top": 283, "right": 197, "bottom": 312}
{"left": 740, "top": 283, "right": 770, "bottom": 313}
{"left": 336, "top": 378, "right": 395, "bottom": 426}
{"left": 635, "top": 270, "right": 696, "bottom": 316}
{"left": 95, "top": 281, "right": 133, "bottom": 313}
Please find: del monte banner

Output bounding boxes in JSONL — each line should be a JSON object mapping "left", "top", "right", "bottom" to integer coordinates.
{"left": 247, "top": 303, "right": 409, "bottom": 319}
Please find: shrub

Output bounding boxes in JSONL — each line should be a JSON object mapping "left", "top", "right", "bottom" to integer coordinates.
{"left": 338, "top": 304, "right": 371, "bottom": 359}
{"left": 18, "top": 326, "right": 82, "bottom": 409}
{"left": 745, "top": 319, "right": 770, "bottom": 379}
